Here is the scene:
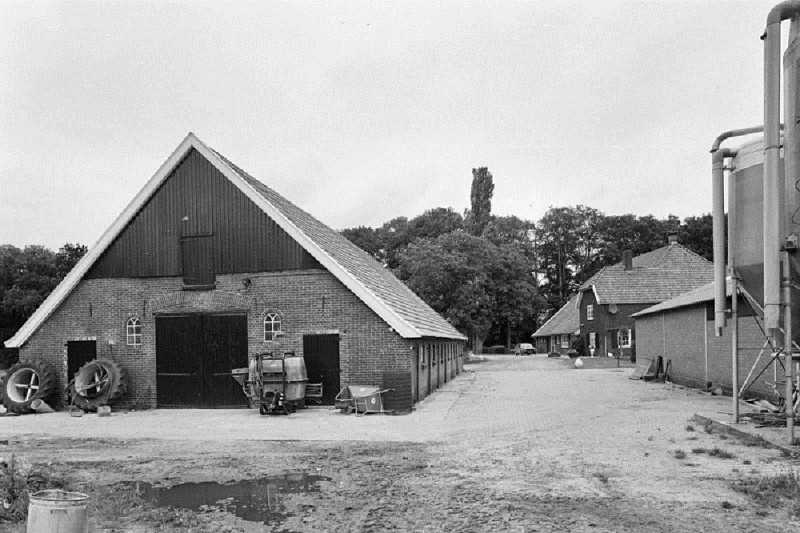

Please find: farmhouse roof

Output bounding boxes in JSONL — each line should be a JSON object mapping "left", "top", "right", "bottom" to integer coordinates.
{"left": 578, "top": 243, "right": 714, "bottom": 305}
{"left": 6, "top": 133, "right": 465, "bottom": 347}
{"left": 532, "top": 294, "right": 580, "bottom": 338}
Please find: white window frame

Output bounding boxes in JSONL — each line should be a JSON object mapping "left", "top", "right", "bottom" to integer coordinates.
{"left": 587, "top": 304, "right": 594, "bottom": 321}
{"left": 264, "top": 312, "right": 282, "bottom": 342}
{"left": 588, "top": 332, "right": 596, "bottom": 349}
{"left": 561, "top": 335, "right": 570, "bottom": 349}
{"left": 126, "top": 317, "right": 142, "bottom": 346}
{"left": 618, "top": 328, "right": 631, "bottom": 348}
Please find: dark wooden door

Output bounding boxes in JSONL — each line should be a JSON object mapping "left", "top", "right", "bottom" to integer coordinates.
{"left": 303, "top": 334, "right": 340, "bottom": 405}
{"left": 203, "top": 314, "right": 248, "bottom": 407}
{"left": 156, "top": 314, "right": 248, "bottom": 407}
{"left": 67, "top": 340, "right": 96, "bottom": 382}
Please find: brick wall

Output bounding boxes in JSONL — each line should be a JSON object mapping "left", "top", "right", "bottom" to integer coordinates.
{"left": 18, "top": 269, "right": 448, "bottom": 410}
{"left": 635, "top": 304, "right": 778, "bottom": 400}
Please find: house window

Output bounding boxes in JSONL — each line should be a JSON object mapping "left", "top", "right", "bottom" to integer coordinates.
{"left": 618, "top": 328, "right": 631, "bottom": 348}
{"left": 588, "top": 332, "right": 596, "bottom": 348}
{"left": 561, "top": 336, "right": 570, "bottom": 349}
{"left": 126, "top": 317, "right": 142, "bottom": 346}
{"left": 264, "top": 313, "right": 281, "bottom": 342}
{"left": 587, "top": 304, "right": 594, "bottom": 321}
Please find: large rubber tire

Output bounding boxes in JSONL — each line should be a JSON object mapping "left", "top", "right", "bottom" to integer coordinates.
{"left": 70, "top": 359, "right": 127, "bottom": 411}
{"left": 1, "top": 361, "right": 57, "bottom": 414}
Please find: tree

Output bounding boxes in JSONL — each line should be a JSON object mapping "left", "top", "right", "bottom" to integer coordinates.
{"left": 342, "top": 208, "right": 464, "bottom": 270}
{"left": 0, "top": 243, "right": 88, "bottom": 345}
{"left": 341, "top": 226, "right": 382, "bottom": 259}
{"left": 465, "top": 167, "right": 494, "bottom": 236}
{"left": 0, "top": 245, "right": 58, "bottom": 324}
{"left": 56, "top": 243, "right": 88, "bottom": 278}
{"left": 398, "top": 231, "right": 540, "bottom": 353}
{"left": 535, "top": 205, "right": 602, "bottom": 308}
{"left": 679, "top": 214, "right": 714, "bottom": 261}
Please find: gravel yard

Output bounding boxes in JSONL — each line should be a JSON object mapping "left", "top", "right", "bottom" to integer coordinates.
{"left": 2, "top": 355, "right": 799, "bottom": 532}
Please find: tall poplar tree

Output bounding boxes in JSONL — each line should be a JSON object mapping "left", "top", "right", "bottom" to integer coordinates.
{"left": 466, "top": 167, "right": 494, "bottom": 236}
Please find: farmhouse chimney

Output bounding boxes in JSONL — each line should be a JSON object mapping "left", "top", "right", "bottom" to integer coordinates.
{"left": 622, "top": 250, "right": 633, "bottom": 271}
{"left": 668, "top": 234, "right": 679, "bottom": 245}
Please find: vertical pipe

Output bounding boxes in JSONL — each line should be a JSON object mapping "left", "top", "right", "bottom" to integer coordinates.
{"left": 784, "top": 251, "right": 795, "bottom": 441}
{"left": 712, "top": 150, "right": 728, "bottom": 334}
{"left": 764, "top": 15, "right": 785, "bottom": 332}
{"left": 731, "top": 276, "right": 740, "bottom": 423}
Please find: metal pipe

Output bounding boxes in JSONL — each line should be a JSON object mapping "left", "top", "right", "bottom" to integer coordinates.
{"left": 711, "top": 146, "right": 736, "bottom": 334}
{"left": 731, "top": 275, "right": 739, "bottom": 423}
{"left": 784, "top": 251, "right": 795, "bottom": 442}
{"left": 763, "top": 2, "right": 800, "bottom": 331}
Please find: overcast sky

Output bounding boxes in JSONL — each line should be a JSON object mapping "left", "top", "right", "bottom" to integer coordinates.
{"left": 0, "top": 0, "right": 783, "bottom": 250}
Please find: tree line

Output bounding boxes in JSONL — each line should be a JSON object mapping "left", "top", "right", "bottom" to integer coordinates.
{"left": 342, "top": 169, "right": 713, "bottom": 352}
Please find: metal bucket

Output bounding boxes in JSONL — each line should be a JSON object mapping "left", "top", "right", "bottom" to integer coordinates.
{"left": 27, "top": 490, "right": 89, "bottom": 533}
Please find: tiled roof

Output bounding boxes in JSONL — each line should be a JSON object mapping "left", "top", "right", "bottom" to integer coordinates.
{"left": 532, "top": 294, "right": 580, "bottom": 338}
{"left": 632, "top": 278, "right": 759, "bottom": 318}
{"left": 215, "top": 152, "right": 465, "bottom": 340}
{"left": 5, "top": 133, "right": 465, "bottom": 347}
{"left": 579, "top": 244, "right": 714, "bottom": 305}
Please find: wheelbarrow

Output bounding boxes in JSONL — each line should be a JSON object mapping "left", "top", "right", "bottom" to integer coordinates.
{"left": 335, "top": 385, "right": 394, "bottom": 415}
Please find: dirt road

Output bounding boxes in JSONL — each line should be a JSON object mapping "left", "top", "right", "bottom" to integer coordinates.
{"left": 2, "top": 355, "right": 799, "bottom": 532}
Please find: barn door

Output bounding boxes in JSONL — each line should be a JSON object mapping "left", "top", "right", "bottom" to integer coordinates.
{"left": 203, "top": 314, "right": 248, "bottom": 407}
{"left": 156, "top": 314, "right": 248, "bottom": 407}
{"left": 303, "top": 334, "right": 340, "bottom": 405}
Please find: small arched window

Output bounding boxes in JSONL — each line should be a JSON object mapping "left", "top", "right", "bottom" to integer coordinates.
{"left": 126, "top": 317, "right": 142, "bottom": 346}
{"left": 264, "top": 312, "right": 282, "bottom": 342}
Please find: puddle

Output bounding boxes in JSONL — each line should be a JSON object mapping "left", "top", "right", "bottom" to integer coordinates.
{"left": 126, "top": 473, "right": 328, "bottom": 524}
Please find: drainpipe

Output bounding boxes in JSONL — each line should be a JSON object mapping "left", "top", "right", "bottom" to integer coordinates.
{"left": 764, "top": 2, "right": 800, "bottom": 332}
{"left": 711, "top": 126, "right": 768, "bottom": 335}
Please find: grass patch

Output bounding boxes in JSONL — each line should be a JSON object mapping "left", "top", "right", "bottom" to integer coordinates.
{"left": 0, "top": 454, "right": 74, "bottom": 523}
{"left": 732, "top": 470, "right": 800, "bottom": 517}
{"left": 708, "top": 447, "right": 735, "bottom": 459}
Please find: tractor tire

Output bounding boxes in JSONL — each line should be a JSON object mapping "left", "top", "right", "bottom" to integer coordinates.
{"left": 70, "top": 359, "right": 127, "bottom": 411}
{"left": 1, "top": 361, "right": 57, "bottom": 414}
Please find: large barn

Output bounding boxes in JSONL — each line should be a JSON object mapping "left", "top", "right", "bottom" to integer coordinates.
{"left": 4, "top": 133, "right": 466, "bottom": 411}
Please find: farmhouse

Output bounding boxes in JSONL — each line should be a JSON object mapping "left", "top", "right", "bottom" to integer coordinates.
{"left": 577, "top": 238, "right": 714, "bottom": 360}
{"left": 4, "top": 133, "right": 465, "bottom": 410}
{"left": 531, "top": 294, "right": 579, "bottom": 355}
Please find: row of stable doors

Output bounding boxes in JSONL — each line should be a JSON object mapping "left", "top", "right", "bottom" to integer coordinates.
{"left": 67, "top": 314, "right": 341, "bottom": 408}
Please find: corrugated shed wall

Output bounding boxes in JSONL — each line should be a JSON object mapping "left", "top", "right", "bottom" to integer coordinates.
{"left": 87, "top": 149, "right": 321, "bottom": 279}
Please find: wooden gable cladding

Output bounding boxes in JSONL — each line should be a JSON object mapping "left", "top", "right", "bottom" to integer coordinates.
{"left": 87, "top": 149, "right": 321, "bottom": 279}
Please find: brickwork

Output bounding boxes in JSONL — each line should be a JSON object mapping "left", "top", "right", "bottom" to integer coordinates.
{"left": 635, "top": 303, "right": 777, "bottom": 399}
{"left": 581, "top": 291, "right": 648, "bottom": 358}
{"left": 18, "top": 269, "right": 462, "bottom": 410}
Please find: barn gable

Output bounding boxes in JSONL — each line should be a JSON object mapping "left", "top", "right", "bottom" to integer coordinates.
{"left": 6, "top": 133, "right": 465, "bottom": 348}
{"left": 86, "top": 148, "right": 322, "bottom": 280}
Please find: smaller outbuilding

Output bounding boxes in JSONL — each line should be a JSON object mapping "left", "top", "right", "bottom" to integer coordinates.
{"left": 532, "top": 294, "right": 580, "bottom": 355}
{"left": 632, "top": 280, "right": 774, "bottom": 399}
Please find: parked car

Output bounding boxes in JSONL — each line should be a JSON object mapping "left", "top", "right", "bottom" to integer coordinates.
{"left": 514, "top": 343, "right": 536, "bottom": 356}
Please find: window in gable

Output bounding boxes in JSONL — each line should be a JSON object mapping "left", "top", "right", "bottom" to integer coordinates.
{"left": 587, "top": 304, "right": 594, "bottom": 321}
